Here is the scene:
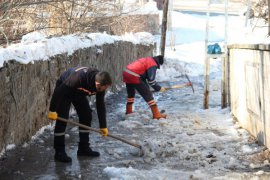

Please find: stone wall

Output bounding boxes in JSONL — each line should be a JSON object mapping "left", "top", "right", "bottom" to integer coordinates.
{"left": 0, "top": 41, "right": 154, "bottom": 151}
{"left": 228, "top": 44, "right": 270, "bottom": 148}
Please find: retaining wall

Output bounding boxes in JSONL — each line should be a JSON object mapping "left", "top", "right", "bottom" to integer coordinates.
{"left": 0, "top": 41, "right": 154, "bottom": 151}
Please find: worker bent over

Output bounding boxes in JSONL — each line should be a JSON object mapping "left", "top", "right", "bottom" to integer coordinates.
{"left": 48, "top": 67, "right": 112, "bottom": 163}
{"left": 123, "top": 55, "right": 167, "bottom": 119}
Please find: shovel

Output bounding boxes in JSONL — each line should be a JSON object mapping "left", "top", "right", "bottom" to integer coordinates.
{"left": 152, "top": 82, "right": 193, "bottom": 93}
{"left": 164, "top": 82, "right": 192, "bottom": 90}
{"left": 57, "top": 117, "right": 142, "bottom": 150}
{"left": 163, "top": 74, "right": 195, "bottom": 93}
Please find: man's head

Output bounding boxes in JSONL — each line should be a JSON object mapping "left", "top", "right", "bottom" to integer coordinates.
{"left": 153, "top": 55, "right": 164, "bottom": 69}
{"left": 95, "top": 71, "right": 112, "bottom": 92}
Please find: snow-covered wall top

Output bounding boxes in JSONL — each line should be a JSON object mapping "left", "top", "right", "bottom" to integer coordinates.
{"left": 0, "top": 32, "right": 155, "bottom": 68}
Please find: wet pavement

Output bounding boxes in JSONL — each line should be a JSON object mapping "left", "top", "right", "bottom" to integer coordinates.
{"left": 0, "top": 89, "right": 131, "bottom": 180}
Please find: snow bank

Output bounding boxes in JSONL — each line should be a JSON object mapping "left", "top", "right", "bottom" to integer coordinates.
{"left": 0, "top": 32, "right": 154, "bottom": 68}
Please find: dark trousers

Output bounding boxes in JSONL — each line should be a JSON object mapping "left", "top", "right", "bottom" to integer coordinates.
{"left": 126, "top": 82, "right": 154, "bottom": 103}
{"left": 54, "top": 91, "right": 92, "bottom": 153}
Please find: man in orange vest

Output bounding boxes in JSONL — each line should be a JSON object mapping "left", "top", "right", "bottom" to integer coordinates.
{"left": 123, "top": 55, "right": 167, "bottom": 119}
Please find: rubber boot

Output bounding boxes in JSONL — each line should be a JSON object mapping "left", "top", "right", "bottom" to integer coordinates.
{"left": 150, "top": 105, "right": 167, "bottom": 119}
{"left": 125, "top": 103, "right": 133, "bottom": 114}
{"left": 77, "top": 143, "right": 100, "bottom": 157}
{"left": 54, "top": 136, "right": 72, "bottom": 163}
{"left": 54, "top": 151, "right": 72, "bottom": 163}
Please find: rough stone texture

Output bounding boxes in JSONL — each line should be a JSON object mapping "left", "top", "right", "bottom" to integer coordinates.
{"left": 0, "top": 41, "right": 154, "bottom": 151}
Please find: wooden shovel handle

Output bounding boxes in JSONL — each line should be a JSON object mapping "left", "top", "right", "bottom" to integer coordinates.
{"left": 57, "top": 117, "right": 141, "bottom": 149}
{"left": 164, "top": 82, "right": 193, "bottom": 90}
{"left": 165, "top": 83, "right": 189, "bottom": 90}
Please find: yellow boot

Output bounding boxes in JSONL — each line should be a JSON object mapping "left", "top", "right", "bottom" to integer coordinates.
{"left": 150, "top": 105, "right": 167, "bottom": 119}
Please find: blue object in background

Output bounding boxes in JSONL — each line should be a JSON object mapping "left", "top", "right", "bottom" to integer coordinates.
{"left": 207, "top": 43, "right": 222, "bottom": 54}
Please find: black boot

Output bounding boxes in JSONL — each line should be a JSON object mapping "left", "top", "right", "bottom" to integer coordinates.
{"left": 78, "top": 131, "right": 100, "bottom": 157}
{"left": 54, "top": 151, "right": 72, "bottom": 163}
{"left": 54, "top": 134, "right": 71, "bottom": 163}
{"left": 77, "top": 143, "right": 100, "bottom": 157}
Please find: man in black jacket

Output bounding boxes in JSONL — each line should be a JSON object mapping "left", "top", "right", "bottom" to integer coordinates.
{"left": 48, "top": 67, "right": 112, "bottom": 163}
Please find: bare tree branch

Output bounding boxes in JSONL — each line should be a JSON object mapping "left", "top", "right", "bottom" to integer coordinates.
{"left": 0, "top": 0, "right": 155, "bottom": 45}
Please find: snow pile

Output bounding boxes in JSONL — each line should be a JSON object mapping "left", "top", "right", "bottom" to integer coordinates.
{"left": 21, "top": 31, "right": 47, "bottom": 44}
{"left": 103, "top": 105, "right": 266, "bottom": 179}
{"left": 0, "top": 32, "right": 154, "bottom": 68}
{"left": 104, "top": 166, "right": 206, "bottom": 180}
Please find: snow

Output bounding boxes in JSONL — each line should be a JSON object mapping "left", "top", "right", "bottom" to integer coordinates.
{"left": 0, "top": 32, "right": 154, "bottom": 68}
{"left": 122, "top": 0, "right": 159, "bottom": 14}
{"left": 0, "top": 144, "right": 16, "bottom": 158}
{"left": 103, "top": 166, "right": 202, "bottom": 179}
{"left": 1, "top": 1, "right": 270, "bottom": 179}
{"left": 0, "top": 123, "right": 54, "bottom": 158}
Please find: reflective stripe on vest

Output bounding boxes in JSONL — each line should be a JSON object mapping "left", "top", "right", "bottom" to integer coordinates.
{"left": 124, "top": 68, "right": 140, "bottom": 77}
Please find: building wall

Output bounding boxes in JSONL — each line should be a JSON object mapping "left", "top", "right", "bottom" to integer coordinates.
{"left": 228, "top": 44, "right": 270, "bottom": 147}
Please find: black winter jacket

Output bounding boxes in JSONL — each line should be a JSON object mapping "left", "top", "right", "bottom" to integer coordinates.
{"left": 49, "top": 67, "right": 107, "bottom": 128}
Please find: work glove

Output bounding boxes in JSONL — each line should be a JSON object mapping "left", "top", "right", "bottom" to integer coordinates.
{"left": 48, "top": 111, "right": 58, "bottom": 121}
{"left": 160, "top": 87, "right": 167, "bottom": 92}
{"left": 99, "top": 128, "right": 108, "bottom": 137}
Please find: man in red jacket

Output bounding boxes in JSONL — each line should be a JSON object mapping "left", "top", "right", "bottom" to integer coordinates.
{"left": 48, "top": 67, "right": 112, "bottom": 163}
{"left": 123, "top": 55, "right": 167, "bottom": 119}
